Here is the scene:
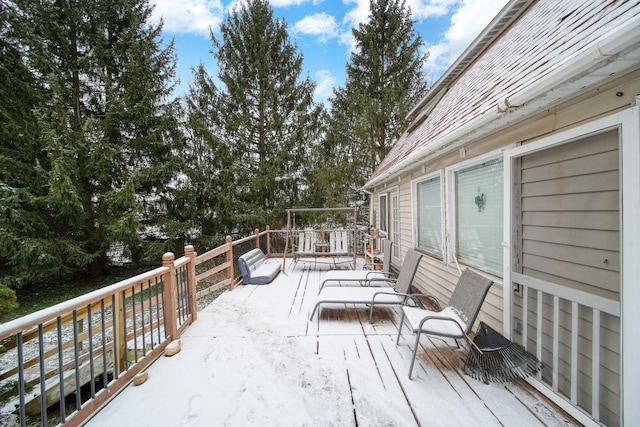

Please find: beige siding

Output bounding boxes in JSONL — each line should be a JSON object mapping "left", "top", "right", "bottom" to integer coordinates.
{"left": 514, "top": 129, "right": 620, "bottom": 426}
{"left": 519, "top": 130, "right": 620, "bottom": 298}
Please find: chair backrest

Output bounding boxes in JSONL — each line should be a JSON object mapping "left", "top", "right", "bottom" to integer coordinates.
{"left": 447, "top": 269, "right": 494, "bottom": 333}
{"left": 393, "top": 249, "right": 423, "bottom": 293}
{"left": 297, "top": 229, "right": 316, "bottom": 253}
{"left": 381, "top": 239, "right": 393, "bottom": 273}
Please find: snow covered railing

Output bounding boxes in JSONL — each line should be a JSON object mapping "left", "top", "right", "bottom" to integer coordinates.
{"left": 0, "top": 247, "right": 198, "bottom": 427}
{"left": 193, "top": 227, "right": 281, "bottom": 296}
{"left": 0, "top": 227, "right": 353, "bottom": 426}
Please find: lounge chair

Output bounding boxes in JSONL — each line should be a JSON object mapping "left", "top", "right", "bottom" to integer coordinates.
{"left": 309, "top": 249, "right": 423, "bottom": 321}
{"left": 319, "top": 239, "right": 394, "bottom": 292}
{"left": 395, "top": 268, "right": 494, "bottom": 379}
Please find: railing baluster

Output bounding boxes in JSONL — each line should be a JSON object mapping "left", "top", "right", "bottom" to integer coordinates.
{"left": 592, "top": 308, "right": 601, "bottom": 421}
{"left": 552, "top": 295, "right": 559, "bottom": 392}
{"left": 88, "top": 304, "right": 96, "bottom": 399}
{"left": 132, "top": 285, "right": 138, "bottom": 364}
{"left": 155, "top": 277, "right": 163, "bottom": 344}
{"left": 160, "top": 276, "right": 167, "bottom": 338}
{"left": 182, "top": 266, "right": 190, "bottom": 319}
{"left": 140, "top": 281, "right": 146, "bottom": 355}
{"left": 17, "top": 332, "right": 25, "bottom": 427}
{"left": 57, "top": 316, "right": 66, "bottom": 423}
{"left": 73, "top": 310, "right": 81, "bottom": 410}
{"left": 570, "top": 301, "right": 579, "bottom": 404}
{"left": 536, "top": 289, "right": 543, "bottom": 370}
{"left": 101, "top": 299, "right": 108, "bottom": 390}
{"left": 38, "top": 324, "right": 47, "bottom": 423}
{"left": 112, "top": 294, "right": 119, "bottom": 379}
{"left": 147, "top": 279, "right": 155, "bottom": 349}
{"left": 522, "top": 285, "right": 528, "bottom": 348}
{"left": 175, "top": 269, "right": 183, "bottom": 322}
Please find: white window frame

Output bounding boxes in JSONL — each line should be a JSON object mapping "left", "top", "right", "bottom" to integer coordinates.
{"left": 378, "top": 193, "right": 388, "bottom": 235}
{"left": 379, "top": 186, "right": 400, "bottom": 261}
{"left": 445, "top": 148, "right": 507, "bottom": 274}
{"left": 412, "top": 170, "right": 445, "bottom": 258}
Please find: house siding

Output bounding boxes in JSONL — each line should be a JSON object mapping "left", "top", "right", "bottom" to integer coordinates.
{"left": 369, "top": 66, "right": 637, "bottom": 427}
{"left": 366, "top": 0, "right": 639, "bottom": 422}
{"left": 513, "top": 129, "right": 621, "bottom": 425}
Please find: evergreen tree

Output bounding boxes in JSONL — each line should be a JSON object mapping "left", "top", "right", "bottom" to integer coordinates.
{"left": 0, "top": 0, "right": 183, "bottom": 280}
{"left": 317, "top": 0, "right": 428, "bottom": 205}
{"left": 210, "top": 0, "right": 323, "bottom": 230}
{"left": 0, "top": 1, "right": 51, "bottom": 279}
{"left": 182, "top": 62, "right": 236, "bottom": 242}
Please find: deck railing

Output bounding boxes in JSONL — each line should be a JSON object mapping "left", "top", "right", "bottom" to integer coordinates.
{"left": 511, "top": 272, "right": 621, "bottom": 426}
{"left": 0, "top": 226, "right": 363, "bottom": 426}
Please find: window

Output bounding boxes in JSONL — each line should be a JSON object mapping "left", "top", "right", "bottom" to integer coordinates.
{"left": 378, "top": 194, "right": 388, "bottom": 234}
{"left": 416, "top": 175, "right": 443, "bottom": 257}
{"left": 390, "top": 191, "right": 399, "bottom": 258}
{"left": 453, "top": 157, "right": 504, "bottom": 276}
{"left": 379, "top": 190, "right": 399, "bottom": 259}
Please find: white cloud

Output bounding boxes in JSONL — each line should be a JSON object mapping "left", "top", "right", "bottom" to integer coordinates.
{"left": 425, "top": 0, "right": 509, "bottom": 75}
{"left": 270, "top": 0, "right": 315, "bottom": 6}
{"left": 313, "top": 69, "right": 337, "bottom": 101}
{"left": 150, "top": 0, "right": 224, "bottom": 36}
{"left": 294, "top": 13, "right": 338, "bottom": 42}
{"left": 407, "top": 0, "right": 458, "bottom": 19}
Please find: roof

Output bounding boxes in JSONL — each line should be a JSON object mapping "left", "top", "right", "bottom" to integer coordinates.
{"left": 365, "top": 0, "right": 640, "bottom": 189}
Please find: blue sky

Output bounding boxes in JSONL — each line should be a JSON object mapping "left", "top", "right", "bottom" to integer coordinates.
{"left": 149, "top": 0, "right": 509, "bottom": 103}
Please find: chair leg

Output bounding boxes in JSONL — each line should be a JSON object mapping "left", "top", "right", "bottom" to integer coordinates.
{"left": 309, "top": 303, "right": 320, "bottom": 321}
{"left": 396, "top": 310, "right": 407, "bottom": 345}
{"left": 408, "top": 330, "right": 422, "bottom": 380}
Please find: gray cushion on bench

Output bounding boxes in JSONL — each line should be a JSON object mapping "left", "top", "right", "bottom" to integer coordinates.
{"left": 238, "top": 248, "right": 281, "bottom": 285}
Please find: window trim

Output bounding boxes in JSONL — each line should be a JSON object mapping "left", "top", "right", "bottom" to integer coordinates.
{"left": 445, "top": 148, "right": 508, "bottom": 273}
{"left": 412, "top": 170, "right": 445, "bottom": 259}
{"left": 379, "top": 186, "right": 400, "bottom": 261}
{"left": 378, "top": 193, "right": 388, "bottom": 235}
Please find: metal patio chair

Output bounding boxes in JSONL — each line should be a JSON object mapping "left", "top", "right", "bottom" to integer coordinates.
{"left": 309, "top": 249, "right": 423, "bottom": 321}
{"left": 395, "top": 268, "right": 494, "bottom": 379}
{"left": 319, "top": 239, "right": 394, "bottom": 292}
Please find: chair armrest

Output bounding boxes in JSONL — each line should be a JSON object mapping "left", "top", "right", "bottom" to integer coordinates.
{"left": 402, "top": 293, "right": 442, "bottom": 310}
{"left": 366, "top": 277, "right": 396, "bottom": 287}
{"left": 364, "top": 271, "right": 394, "bottom": 280}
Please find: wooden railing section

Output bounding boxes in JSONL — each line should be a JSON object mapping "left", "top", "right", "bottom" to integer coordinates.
{"left": 0, "top": 226, "right": 358, "bottom": 426}
{"left": 0, "top": 229, "right": 268, "bottom": 427}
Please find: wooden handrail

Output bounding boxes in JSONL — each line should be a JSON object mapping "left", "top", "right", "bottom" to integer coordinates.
{"left": 0, "top": 228, "right": 289, "bottom": 426}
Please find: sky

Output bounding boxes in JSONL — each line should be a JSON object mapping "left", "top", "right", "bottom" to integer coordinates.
{"left": 148, "top": 0, "right": 510, "bottom": 103}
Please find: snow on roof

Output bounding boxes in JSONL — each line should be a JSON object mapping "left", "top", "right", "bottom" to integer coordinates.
{"left": 366, "top": 0, "right": 640, "bottom": 188}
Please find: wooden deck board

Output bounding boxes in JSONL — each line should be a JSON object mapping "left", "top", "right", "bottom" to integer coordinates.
{"left": 87, "top": 257, "right": 579, "bottom": 427}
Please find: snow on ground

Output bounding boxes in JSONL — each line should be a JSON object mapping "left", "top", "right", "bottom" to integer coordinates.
{"left": 86, "top": 260, "right": 576, "bottom": 427}
{"left": 87, "top": 289, "right": 401, "bottom": 426}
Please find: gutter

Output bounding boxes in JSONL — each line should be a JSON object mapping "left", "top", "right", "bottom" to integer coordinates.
{"left": 365, "top": 13, "right": 640, "bottom": 190}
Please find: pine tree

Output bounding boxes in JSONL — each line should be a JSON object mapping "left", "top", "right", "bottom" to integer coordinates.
{"left": 183, "top": 63, "right": 236, "bottom": 242}
{"left": 210, "top": 0, "right": 323, "bottom": 229}
{"left": 348, "top": 0, "right": 428, "bottom": 168}
{"left": 317, "top": 0, "right": 428, "bottom": 205}
{"left": 1, "top": 0, "right": 183, "bottom": 280}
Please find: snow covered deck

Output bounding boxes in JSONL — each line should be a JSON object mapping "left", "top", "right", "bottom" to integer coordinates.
{"left": 87, "top": 257, "right": 578, "bottom": 426}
